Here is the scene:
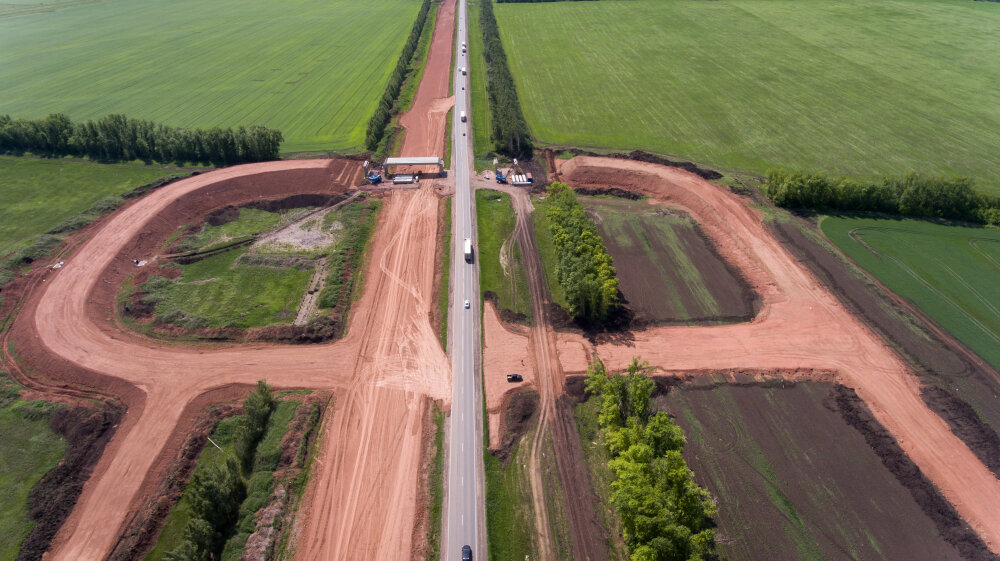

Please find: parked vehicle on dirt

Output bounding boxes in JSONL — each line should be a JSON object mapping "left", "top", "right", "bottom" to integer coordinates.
{"left": 462, "top": 545, "right": 472, "bottom": 561}
{"left": 506, "top": 373, "right": 523, "bottom": 382}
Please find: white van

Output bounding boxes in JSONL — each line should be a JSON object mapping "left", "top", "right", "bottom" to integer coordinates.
{"left": 461, "top": 67, "right": 467, "bottom": 75}
{"left": 460, "top": 111, "right": 467, "bottom": 122}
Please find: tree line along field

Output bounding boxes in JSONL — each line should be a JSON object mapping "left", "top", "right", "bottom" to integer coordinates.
{"left": 820, "top": 217, "right": 1000, "bottom": 371}
{"left": 0, "top": 0, "right": 423, "bottom": 153}
{"left": 0, "top": 156, "right": 180, "bottom": 257}
{"left": 494, "top": 0, "right": 1000, "bottom": 194}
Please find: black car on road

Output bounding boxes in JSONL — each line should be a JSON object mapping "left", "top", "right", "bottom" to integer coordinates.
{"left": 462, "top": 544, "right": 472, "bottom": 560}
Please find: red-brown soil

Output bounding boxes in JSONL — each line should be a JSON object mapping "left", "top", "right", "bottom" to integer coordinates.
{"left": 484, "top": 184, "right": 612, "bottom": 561}
{"left": 398, "top": 0, "right": 456, "bottom": 169}
{"left": 552, "top": 156, "right": 1000, "bottom": 552}
{"left": 1, "top": 158, "right": 451, "bottom": 561}
{"left": 482, "top": 301, "right": 535, "bottom": 449}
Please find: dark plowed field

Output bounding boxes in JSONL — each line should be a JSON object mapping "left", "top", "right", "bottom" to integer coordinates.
{"left": 582, "top": 196, "right": 756, "bottom": 324}
{"left": 664, "top": 380, "right": 968, "bottom": 561}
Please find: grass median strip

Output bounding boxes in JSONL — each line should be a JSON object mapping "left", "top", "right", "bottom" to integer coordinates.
{"left": 475, "top": 189, "right": 531, "bottom": 321}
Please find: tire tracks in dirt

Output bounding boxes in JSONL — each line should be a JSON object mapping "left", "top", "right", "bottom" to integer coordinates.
{"left": 2, "top": 160, "right": 451, "bottom": 561}
{"left": 499, "top": 185, "right": 611, "bottom": 561}
{"left": 553, "top": 156, "right": 1000, "bottom": 553}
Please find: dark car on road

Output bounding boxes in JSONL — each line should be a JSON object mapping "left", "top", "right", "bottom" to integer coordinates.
{"left": 506, "top": 373, "right": 523, "bottom": 382}
{"left": 462, "top": 544, "right": 472, "bottom": 560}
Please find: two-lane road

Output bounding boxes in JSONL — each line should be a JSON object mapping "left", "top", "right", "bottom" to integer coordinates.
{"left": 445, "top": 0, "right": 487, "bottom": 559}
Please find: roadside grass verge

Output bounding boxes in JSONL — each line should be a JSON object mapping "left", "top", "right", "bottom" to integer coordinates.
{"left": 0, "top": 0, "right": 421, "bottom": 152}
{"left": 495, "top": 0, "right": 1000, "bottom": 195}
{"left": 438, "top": 197, "right": 452, "bottom": 347}
{"left": 425, "top": 407, "right": 446, "bottom": 561}
{"left": 467, "top": 0, "right": 491, "bottom": 163}
{"left": 0, "top": 375, "right": 67, "bottom": 561}
{"left": 484, "top": 431, "right": 537, "bottom": 561}
{"left": 475, "top": 189, "right": 531, "bottom": 321}
{"left": 528, "top": 195, "right": 569, "bottom": 311}
{"left": 820, "top": 216, "right": 1000, "bottom": 370}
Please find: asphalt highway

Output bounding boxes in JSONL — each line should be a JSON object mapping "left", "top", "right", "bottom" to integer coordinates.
{"left": 444, "top": 0, "right": 487, "bottom": 558}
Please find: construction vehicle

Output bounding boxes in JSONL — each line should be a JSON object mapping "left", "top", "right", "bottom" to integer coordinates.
{"left": 363, "top": 160, "right": 383, "bottom": 184}
{"left": 492, "top": 157, "right": 507, "bottom": 184}
{"left": 464, "top": 237, "right": 474, "bottom": 263}
{"left": 494, "top": 158, "right": 532, "bottom": 186}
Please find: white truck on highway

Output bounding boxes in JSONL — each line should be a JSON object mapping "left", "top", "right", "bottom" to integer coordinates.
{"left": 464, "top": 237, "right": 473, "bottom": 263}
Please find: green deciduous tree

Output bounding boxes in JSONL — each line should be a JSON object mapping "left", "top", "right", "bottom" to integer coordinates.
{"left": 586, "top": 355, "right": 717, "bottom": 561}
{"left": 543, "top": 182, "right": 619, "bottom": 323}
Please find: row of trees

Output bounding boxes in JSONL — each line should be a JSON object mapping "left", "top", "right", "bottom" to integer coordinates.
{"left": 479, "top": 0, "right": 534, "bottom": 157}
{"left": 766, "top": 169, "right": 1000, "bottom": 225}
{"left": 0, "top": 113, "right": 282, "bottom": 165}
{"left": 166, "top": 381, "right": 275, "bottom": 561}
{"left": 364, "top": 0, "right": 432, "bottom": 151}
{"left": 585, "top": 357, "right": 717, "bottom": 561}
{"left": 497, "top": 0, "right": 596, "bottom": 2}
{"left": 544, "top": 182, "right": 619, "bottom": 323}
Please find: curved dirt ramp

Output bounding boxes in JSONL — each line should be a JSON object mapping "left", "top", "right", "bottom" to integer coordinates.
{"left": 5, "top": 160, "right": 450, "bottom": 561}
{"left": 556, "top": 156, "right": 1000, "bottom": 552}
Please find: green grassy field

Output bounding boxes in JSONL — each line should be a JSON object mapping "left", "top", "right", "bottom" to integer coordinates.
{"left": 0, "top": 156, "right": 179, "bottom": 257}
{"left": 143, "top": 207, "right": 316, "bottom": 330}
{"left": 0, "top": 377, "right": 66, "bottom": 561}
{"left": 476, "top": 189, "right": 531, "bottom": 320}
{"left": 0, "top": 0, "right": 422, "bottom": 152}
{"left": 495, "top": 0, "right": 1000, "bottom": 194}
{"left": 821, "top": 216, "right": 1000, "bottom": 370}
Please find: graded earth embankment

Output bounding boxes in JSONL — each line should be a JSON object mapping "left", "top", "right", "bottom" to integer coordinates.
{"left": 398, "top": 0, "right": 456, "bottom": 164}
{"left": 2, "top": 158, "right": 451, "bottom": 561}
{"left": 552, "top": 156, "right": 1000, "bottom": 553}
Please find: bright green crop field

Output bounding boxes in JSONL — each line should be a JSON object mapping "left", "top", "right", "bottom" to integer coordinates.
{"left": 0, "top": 156, "right": 179, "bottom": 257}
{"left": 821, "top": 216, "right": 1000, "bottom": 370}
{"left": 0, "top": 0, "right": 422, "bottom": 152}
{"left": 495, "top": 0, "right": 1000, "bottom": 194}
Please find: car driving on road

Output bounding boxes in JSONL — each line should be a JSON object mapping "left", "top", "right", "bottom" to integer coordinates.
{"left": 462, "top": 544, "right": 472, "bottom": 560}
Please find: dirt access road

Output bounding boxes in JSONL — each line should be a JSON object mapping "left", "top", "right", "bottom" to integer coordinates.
{"left": 550, "top": 156, "right": 1000, "bottom": 552}
{"left": 3, "top": 159, "right": 451, "bottom": 561}
{"left": 399, "top": 0, "right": 456, "bottom": 164}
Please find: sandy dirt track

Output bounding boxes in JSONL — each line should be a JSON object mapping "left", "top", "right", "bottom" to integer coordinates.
{"left": 398, "top": 0, "right": 455, "bottom": 164}
{"left": 482, "top": 302, "right": 534, "bottom": 448}
{"left": 4, "top": 160, "right": 450, "bottom": 561}
{"left": 553, "top": 156, "right": 1000, "bottom": 551}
